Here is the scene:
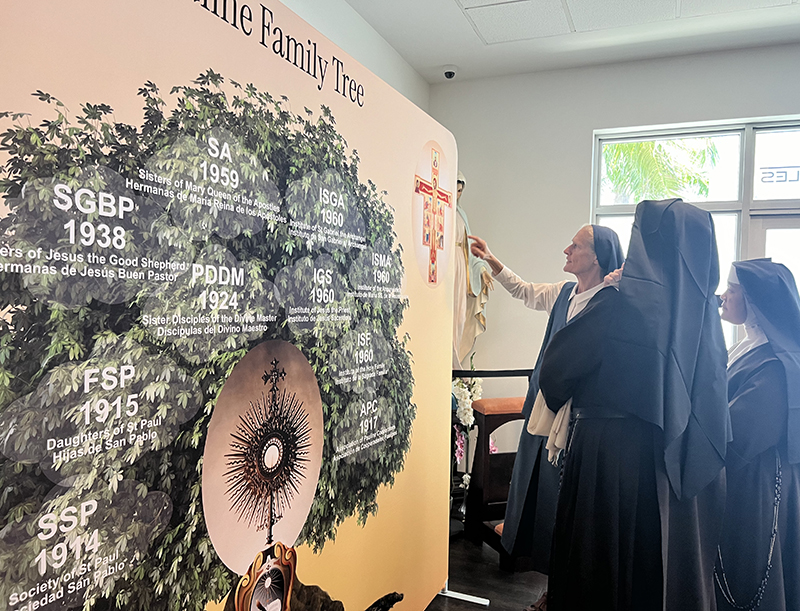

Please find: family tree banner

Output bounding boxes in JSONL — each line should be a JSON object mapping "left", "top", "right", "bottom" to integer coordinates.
{"left": 0, "top": 2, "right": 456, "bottom": 610}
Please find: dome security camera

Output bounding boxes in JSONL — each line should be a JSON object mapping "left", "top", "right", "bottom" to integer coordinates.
{"left": 443, "top": 65, "right": 458, "bottom": 80}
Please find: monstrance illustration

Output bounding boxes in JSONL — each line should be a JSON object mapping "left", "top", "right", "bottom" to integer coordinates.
{"left": 225, "top": 358, "right": 312, "bottom": 545}
{"left": 202, "top": 340, "right": 324, "bottom": 608}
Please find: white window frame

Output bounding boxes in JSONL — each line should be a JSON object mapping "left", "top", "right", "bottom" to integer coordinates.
{"left": 591, "top": 116, "right": 800, "bottom": 262}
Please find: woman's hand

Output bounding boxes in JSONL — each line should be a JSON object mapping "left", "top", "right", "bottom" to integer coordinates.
{"left": 604, "top": 263, "right": 624, "bottom": 287}
{"left": 468, "top": 235, "right": 491, "bottom": 260}
{"left": 469, "top": 235, "right": 504, "bottom": 275}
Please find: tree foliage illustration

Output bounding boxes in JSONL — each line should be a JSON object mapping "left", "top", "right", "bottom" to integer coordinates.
{"left": 0, "top": 70, "right": 415, "bottom": 610}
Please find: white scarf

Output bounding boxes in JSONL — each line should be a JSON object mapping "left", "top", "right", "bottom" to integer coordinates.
{"left": 527, "top": 392, "right": 570, "bottom": 464}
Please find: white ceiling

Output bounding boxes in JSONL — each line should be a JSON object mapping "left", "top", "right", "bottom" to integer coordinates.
{"left": 343, "top": 0, "right": 800, "bottom": 83}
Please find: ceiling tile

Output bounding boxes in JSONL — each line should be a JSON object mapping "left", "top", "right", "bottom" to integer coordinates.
{"left": 566, "top": 0, "right": 675, "bottom": 32}
{"left": 465, "top": 0, "right": 571, "bottom": 44}
{"left": 343, "top": 0, "right": 800, "bottom": 82}
{"left": 458, "top": 0, "right": 522, "bottom": 8}
{"left": 681, "top": 0, "right": 791, "bottom": 18}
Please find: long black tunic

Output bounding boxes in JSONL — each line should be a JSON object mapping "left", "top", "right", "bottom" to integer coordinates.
{"left": 540, "top": 287, "right": 725, "bottom": 611}
{"left": 716, "top": 344, "right": 800, "bottom": 610}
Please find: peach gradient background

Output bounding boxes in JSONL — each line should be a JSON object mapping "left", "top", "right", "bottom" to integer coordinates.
{"left": 0, "top": 2, "right": 457, "bottom": 610}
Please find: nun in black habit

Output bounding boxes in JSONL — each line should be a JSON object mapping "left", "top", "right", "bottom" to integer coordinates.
{"left": 496, "top": 225, "right": 624, "bottom": 572}
{"left": 715, "top": 259, "right": 800, "bottom": 611}
{"left": 539, "top": 199, "right": 731, "bottom": 611}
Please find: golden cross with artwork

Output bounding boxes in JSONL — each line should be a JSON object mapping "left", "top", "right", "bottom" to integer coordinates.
{"left": 414, "top": 149, "right": 452, "bottom": 283}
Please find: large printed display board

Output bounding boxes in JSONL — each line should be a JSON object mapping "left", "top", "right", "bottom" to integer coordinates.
{"left": 0, "top": 3, "right": 456, "bottom": 611}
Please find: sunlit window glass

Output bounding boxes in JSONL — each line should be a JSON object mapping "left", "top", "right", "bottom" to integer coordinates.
{"left": 599, "top": 134, "right": 741, "bottom": 206}
{"left": 711, "top": 212, "right": 737, "bottom": 348}
{"left": 753, "top": 129, "right": 800, "bottom": 201}
{"left": 766, "top": 228, "right": 800, "bottom": 282}
{"left": 596, "top": 215, "right": 634, "bottom": 256}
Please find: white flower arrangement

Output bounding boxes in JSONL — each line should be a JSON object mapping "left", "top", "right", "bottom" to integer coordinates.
{"left": 452, "top": 377, "right": 482, "bottom": 429}
{"left": 452, "top": 370, "right": 483, "bottom": 493}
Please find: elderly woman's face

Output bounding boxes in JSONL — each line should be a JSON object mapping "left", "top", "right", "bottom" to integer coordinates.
{"left": 721, "top": 283, "right": 747, "bottom": 324}
{"left": 563, "top": 226, "right": 598, "bottom": 277}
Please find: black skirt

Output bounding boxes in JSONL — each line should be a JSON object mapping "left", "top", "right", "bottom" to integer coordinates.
{"left": 548, "top": 417, "right": 662, "bottom": 611}
{"left": 548, "top": 415, "right": 724, "bottom": 611}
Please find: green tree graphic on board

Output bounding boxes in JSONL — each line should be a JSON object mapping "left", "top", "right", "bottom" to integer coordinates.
{"left": 0, "top": 70, "right": 415, "bottom": 610}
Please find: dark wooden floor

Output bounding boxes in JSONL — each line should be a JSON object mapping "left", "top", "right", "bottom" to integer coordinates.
{"left": 424, "top": 533, "right": 547, "bottom": 611}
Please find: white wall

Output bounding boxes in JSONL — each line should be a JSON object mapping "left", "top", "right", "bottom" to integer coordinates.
{"left": 430, "top": 43, "right": 800, "bottom": 400}
{"left": 280, "top": 0, "right": 430, "bottom": 110}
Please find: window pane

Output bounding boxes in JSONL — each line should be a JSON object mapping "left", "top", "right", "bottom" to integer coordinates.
{"left": 598, "top": 212, "right": 737, "bottom": 346}
{"left": 766, "top": 227, "right": 800, "bottom": 283}
{"left": 711, "top": 213, "right": 738, "bottom": 294}
{"left": 596, "top": 215, "right": 634, "bottom": 256}
{"left": 753, "top": 129, "right": 800, "bottom": 201}
{"left": 600, "top": 134, "right": 741, "bottom": 206}
{"left": 711, "top": 213, "right": 738, "bottom": 348}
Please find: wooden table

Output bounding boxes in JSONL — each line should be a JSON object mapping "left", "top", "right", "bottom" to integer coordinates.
{"left": 463, "top": 397, "right": 524, "bottom": 545}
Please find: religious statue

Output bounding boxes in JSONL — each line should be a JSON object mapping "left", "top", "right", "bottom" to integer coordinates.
{"left": 453, "top": 171, "right": 492, "bottom": 367}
